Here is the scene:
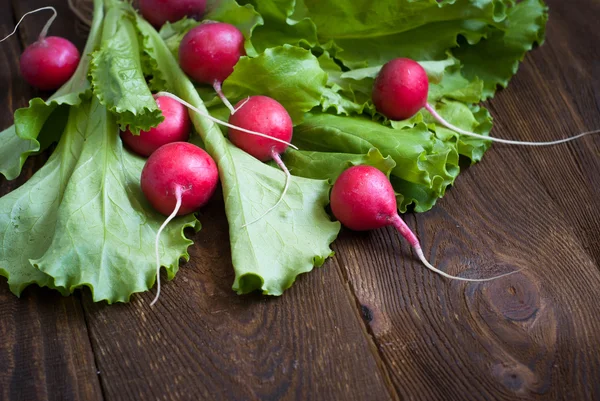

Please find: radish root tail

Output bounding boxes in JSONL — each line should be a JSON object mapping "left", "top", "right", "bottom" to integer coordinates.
{"left": 414, "top": 246, "right": 520, "bottom": 282}
{"left": 391, "top": 214, "right": 519, "bottom": 282}
{"left": 213, "top": 80, "right": 236, "bottom": 115}
{"left": 150, "top": 185, "right": 183, "bottom": 307}
{"left": 242, "top": 150, "right": 291, "bottom": 228}
{"left": 0, "top": 6, "right": 57, "bottom": 43}
{"left": 155, "top": 92, "right": 298, "bottom": 150}
{"left": 425, "top": 103, "right": 600, "bottom": 146}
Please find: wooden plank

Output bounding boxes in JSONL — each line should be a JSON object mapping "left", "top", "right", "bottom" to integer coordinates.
{"left": 333, "top": 0, "right": 600, "bottom": 399}
{"left": 82, "top": 191, "right": 395, "bottom": 401}
{"left": 0, "top": 1, "right": 104, "bottom": 400}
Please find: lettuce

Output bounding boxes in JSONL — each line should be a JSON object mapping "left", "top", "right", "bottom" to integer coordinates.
{"left": 0, "top": 0, "right": 548, "bottom": 300}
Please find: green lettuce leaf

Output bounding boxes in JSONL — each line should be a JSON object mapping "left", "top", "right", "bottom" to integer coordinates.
{"left": 222, "top": 45, "right": 328, "bottom": 122}
{"left": 138, "top": 16, "right": 340, "bottom": 295}
{"left": 0, "top": 104, "right": 90, "bottom": 295}
{"left": 284, "top": 147, "right": 396, "bottom": 182}
{"left": 29, "top": 98, "right": 199, "bottom": 303}
{"left": 453, "top": 0, "right": 548, "bottom": 99}
{"left": 91, "top": 1, "right": 162, "bottom": 133}
{"left": 241, "top": 0, "right": 319, "bottom": 53}
{"left": 292, "top": 113, "right": 462, "bottom": 212}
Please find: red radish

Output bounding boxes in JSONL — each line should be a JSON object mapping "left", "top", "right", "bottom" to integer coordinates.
{"left": 178, "top": 22, "right": 245, "bottom": 114}
{"left": 141, "top": 142, "right": 219, "bottom": 305}
{"left": 121, "top": 95, "right": 191, "bottom": 157}
{"left": 373, "top": 58, "right": 600, "bottom": 145}
{"left": 372, "top": 58, "right": 428, "bottom": 121}
{"left": 154, "top": 91, "right": 297, "bottom": 151}
{"left": 330, "top": 165, "right": 517, "bottom": 282}
{"left": 141, "top": 142, "right": 218, "bottom": 216}
{"left": 228, "top": 96, "right": 294, "bottom": 226}
{"left": 0, "top": 7, "right": 80, "bottom": 91}
{"left": 139, "top": 0, "right": 207, "bottom": 28}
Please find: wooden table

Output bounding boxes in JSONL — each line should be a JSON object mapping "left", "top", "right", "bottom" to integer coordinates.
{"left": 1, "top": 0, "right": 599, "bottom": 400}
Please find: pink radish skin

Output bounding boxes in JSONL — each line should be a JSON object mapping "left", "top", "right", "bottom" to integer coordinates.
{"left": 139, "top": 0, "right": 206, "bottom": 28}
{"left": 178, "top": 22, "right": 245, "bottom": 113}
{"left": 373, "top": 57, "right": 600, "bottom": 145}
{"left": 121, "top": 95, "right": 191, "bottom": 157}
{"left": 141, "top": 142, "right": 218, "bottom": 306}
{"left": 228, "top": 96, "right": 293, "bottom": 161}
{"left": 372, "top": 58, "right": 428, "bottom": 121}
{"left": 228, "top": 96, "right": 293, "bottom": 226}
{"left": 179, "top": 22, "right": 245, "bottom": 85}
{"left": 0, "top": 7, "right": 80, "bottom": 91}
{"left": 141, "top": 142, "right": 219, "bottom": 216}
{"left": 330, "top": 165, "right": 517, "bottom": 282}
{"left": 20, "top": 36, "right": 80, "bottom": 91}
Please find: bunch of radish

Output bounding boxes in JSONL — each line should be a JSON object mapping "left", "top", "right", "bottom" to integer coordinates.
{"left": 5, "top": 2, "right": 598, "bottom": 302}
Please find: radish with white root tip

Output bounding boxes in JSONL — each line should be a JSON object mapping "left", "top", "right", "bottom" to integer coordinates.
{"left": 141, "top": 142, "right": 219, "bottom": 306}
{"left": 330, "top": 165, "right": 518, "bottom": 282}
{"left": 0, "top": 7, "right": 80, "bottom": 90}
{"left": 228, "top": 96, "right": 294, "bottom": 227}
{"left": 372, "top": 58, "right": 600, "bottom": 145}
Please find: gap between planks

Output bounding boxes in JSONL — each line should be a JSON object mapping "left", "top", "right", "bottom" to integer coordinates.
{"left": 332, "top": 250, "right": 402, "bottom": 401}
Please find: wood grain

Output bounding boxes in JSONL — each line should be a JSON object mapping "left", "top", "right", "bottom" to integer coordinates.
{"left": 81, "top": 192, "right": 394, "bottom": 401}
{"left": 0, "top": 1, "right": 103, "bottom": 401}
{"left": 332, "top": 0, "right": 600, "bottom": 399}
{"left": 1, "top": 0, "right": 599, "bottom": 400}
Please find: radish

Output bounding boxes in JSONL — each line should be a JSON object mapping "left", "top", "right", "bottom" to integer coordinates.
{"left": 330, "top": 165, "right": 517, "bottom": 282}
{"left": 178, "top": 22, "right": 245, "bottom": 114}
{"left": 154, "top": 92, "right": 297, "bottom": 150}
{"left": 121, "top": 94, "right": 191, "bottom": 157}
{"left": 141, "top": 142, "right": 219, "bottom": 305}
{"left": 373, "top": 58, "right": 600, "bottom": 145}
{"left": 139, "top": 0, "right": 207, "bottom": 28}
{"left": 228, "top": 96, "right": 294, "bottom": 226}
{"left": 0, "top": 7, "right": 80, "bottom": 91}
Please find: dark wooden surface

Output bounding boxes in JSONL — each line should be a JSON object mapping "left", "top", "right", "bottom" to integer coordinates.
{"left": 1, "top": 0, "right": 599, "bottom": 400}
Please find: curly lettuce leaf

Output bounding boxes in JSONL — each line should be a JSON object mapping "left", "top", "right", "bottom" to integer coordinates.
{"left": 292, "top": 113, "right": 462, "bottom": 212}
{"left": 91, "top": 1, "right": 162, "bottom": 134}
{"left": 453, "top": 0, "right": 548, "bottom": 99}
{"left": 28, "top": 98, "right": 199, "bottom": 303}
{"left": 138, "top": 17, "right": 340, "bottom": 295}
{"left": 222, "top": 45, "right": 328, "bottom": 122}
{"left": 284, "top": 148, "right": 396, "bottom": 182}
{"left": 241, "top": 0, "right": 319, "bottom": 53}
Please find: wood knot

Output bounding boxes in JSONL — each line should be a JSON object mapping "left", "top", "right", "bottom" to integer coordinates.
{"left": 483, "top": 272, "right": 540, "bottom": 322}
{"left": 492, "top": 362, "right": 540, "bottom": 394}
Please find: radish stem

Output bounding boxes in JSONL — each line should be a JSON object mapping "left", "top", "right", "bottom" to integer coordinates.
{"left": 213, "top": 80, "right": 236, "bottom": 114}
{"left": 150, "top": 185, "right": 183, "bottom": 307}
{"left": 425, "top": 103, "right": 600, "bottom": 146}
